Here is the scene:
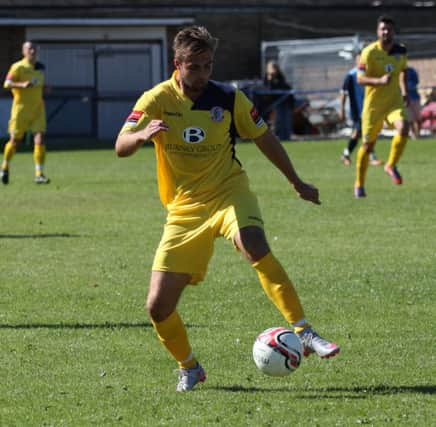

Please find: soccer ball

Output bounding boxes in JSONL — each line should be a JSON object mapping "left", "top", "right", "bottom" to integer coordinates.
{"left": 252, "top": 327, "right": 303, "bottom": 377}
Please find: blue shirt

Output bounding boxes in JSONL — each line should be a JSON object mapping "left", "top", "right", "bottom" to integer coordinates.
{"left": 342, "top": 67, "right": 364, "bottom": 122}
{"left": 406, "top": 67, "right": 420, "bottom": 102}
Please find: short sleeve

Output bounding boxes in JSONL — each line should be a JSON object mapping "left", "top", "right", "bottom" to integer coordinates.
{"left": 358, "top": 48, "right": 369, "bottom": 76}
{"left": 4, "top": 63, "right": 20, "bottom": 86}
{"left": 233, "top": 89, "right": 268, "bottom": 139}
{"left": 118, "top": 91, "right": 159, "bottom": 135}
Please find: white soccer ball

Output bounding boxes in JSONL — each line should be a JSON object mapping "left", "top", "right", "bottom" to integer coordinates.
{"left": 252, "top": 327, "right": 303, "bottom": 377}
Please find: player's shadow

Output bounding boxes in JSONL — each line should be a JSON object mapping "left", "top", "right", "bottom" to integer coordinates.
{"left": 0, "top": 322, "right": 203, "bottom": 330}
{"left": 0, "top": 322, "right": 152, "bottom": 330}
{"left": 0, "top": 233, "right": 81, "bottom": 239}
{"left": 212, "top": 384, "right": 436, "bottom": 398}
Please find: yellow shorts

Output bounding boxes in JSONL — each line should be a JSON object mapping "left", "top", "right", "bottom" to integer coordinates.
{"left": 362, "top": 105, "right": 408, "bottom": 143}
{"left": 152, "top": 185, "right": 264, "bottom": 284}
{"left": 9, "top": 103, "right": 46, "bottom": 140}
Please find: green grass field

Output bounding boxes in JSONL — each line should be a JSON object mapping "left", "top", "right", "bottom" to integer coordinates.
{"left": 1, "top": 138, "right": 435, "bottom": 426}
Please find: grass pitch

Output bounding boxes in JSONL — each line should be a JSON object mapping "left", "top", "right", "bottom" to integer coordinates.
{"left": 1, "top": 138, "right": 435, "bottom": 426}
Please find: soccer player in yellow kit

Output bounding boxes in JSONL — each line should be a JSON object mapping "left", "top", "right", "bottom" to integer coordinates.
{"left": 354, "top": 15, "right": 409, "bottom": 198}
{"left": 1, "top": 41, "right": 50, "bottom": 185}
{"left": 115, "top": 26, "right": 339, "bottom": 392}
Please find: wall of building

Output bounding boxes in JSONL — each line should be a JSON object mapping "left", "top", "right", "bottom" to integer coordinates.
{"left": 0, "top": 3, "right": 435, "bottom": 81}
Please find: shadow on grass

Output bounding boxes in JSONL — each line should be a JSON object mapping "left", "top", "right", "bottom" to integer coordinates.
{"left": 0, "top": 322, "right": 204, "bottom": 330}
{"left": 212, "top": 384, "right": 436, "bottom": 397}
{"left": 0, "top": 322, "right": 152, "bottom": 329}
{"left": 0, "top": 233, "right": 81, "bottom": 239}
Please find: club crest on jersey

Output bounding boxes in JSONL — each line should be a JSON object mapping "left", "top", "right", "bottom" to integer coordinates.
{"left": 210, "top": 106, "right": 224, "bottom": 122}
{"left": 125, "top": 110, "right": 144, "bottom": 125}
{"left": 250, "top": 106, "right": 265, "bottom": 127}
{"left": 183, "top": 127, "right": 205, "bottom": 144}
{"left": 385, "top": 64, "right": 394, "bottom": 73}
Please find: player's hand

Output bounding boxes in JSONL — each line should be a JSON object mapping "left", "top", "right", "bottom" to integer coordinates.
{"left": 293, "top": 181, "right": 321, "bottom": 205}
{"left": 140, "top": 119, "right": 169, "bottom": 141}
{"left": 21, "top": 81, "right": 33, "bottom": 88}
{"left": 379, "top": 74, "right": 391, "bottom": 85}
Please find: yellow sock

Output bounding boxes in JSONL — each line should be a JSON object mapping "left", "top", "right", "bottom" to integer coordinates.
{"left": 2, "top": 141, "right": 16, "bottom": 170}
{"left": 252, "top": 252, "right": 308, "bottom": 332}
{"left": 387, "top": 134, "right": 408, "bottom": 166}
{"left": 33, "top": 144, "right": 46, "bottom": 176}
{"left": 355, "top": 145, "right": 370, "bottom": 187}
{"left": 152, "top": 310, "right": 197, "bottom": 369}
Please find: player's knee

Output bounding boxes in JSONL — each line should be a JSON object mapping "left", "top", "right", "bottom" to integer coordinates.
{"left": 236, "top": 226, "right": 270, "bottom": 263}
{"left": 10, "top": 138, "right": 22, "bottom": 147}
{"left": 146, "top": 297, "right": 165, "bottom": 322}
{"left": 363, "top": 142, "right": 375, "bottom": 153}
{"left": 34, "top": 132, "right": 44, "bottom": 145}
{"left": 398, "top": 121, "right": 409, "bottom": 136}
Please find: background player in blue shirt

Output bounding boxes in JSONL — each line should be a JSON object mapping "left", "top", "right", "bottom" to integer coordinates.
{"left": 406, "top": 66, "right": 421, "bottom": 139}
{"left": 339, "top": 51, "right": 382, "bottom": 166}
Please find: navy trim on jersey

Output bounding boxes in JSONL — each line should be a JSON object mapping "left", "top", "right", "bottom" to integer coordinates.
{"left": 34, "top": 61, "right": 45, "bottom": 71}
{"left": 191, "top": 80, "right": 241, "bottom": 165}
{"left": 388, "top": 43, "right": 407, "bottom": 56}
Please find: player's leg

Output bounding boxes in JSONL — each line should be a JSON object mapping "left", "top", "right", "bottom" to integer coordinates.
{"left": 1, "top": 135, "right": 23, "bottom": 184}
{"left": 384, "top": 111, "right": 409, "bottom": 185}
{"left": 147, "top": 271, "right": 206, "bottom": 391}
{"left": 1, "top": 109, "right": 27, "bottom": 184}
{"left": 33, "top": 132, "right": 50, "bottom": 183}
{"left": 32, "top": 107, "right": 49, "bottom": 183}
{"left": 355, "top": 113, "right": 383, "bottom": 197}
{"left": 234, "top": 225, "right": 339, "bottom": 358}
{"left": 149, "top": 209, "right": 213, "bottom": 391}
{"left": 408, "top": 100, "right": 420, "bottom": 139}
{"left": 234, "top": 225, "right": 305, "bottom": 325}
{"left": 221, "top": 188, "right": 339, "bottom": 359}
{"left": 341, "top": 123, "right": 360, "bottom": 165}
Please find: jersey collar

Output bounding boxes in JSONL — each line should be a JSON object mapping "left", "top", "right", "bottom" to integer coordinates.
{"left": 171, "top": 70, "right": 193, "bottom": 105}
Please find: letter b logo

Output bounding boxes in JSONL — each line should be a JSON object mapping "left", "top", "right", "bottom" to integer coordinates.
{"left": 183, "top": 127, "right": 205, "bottom": 144}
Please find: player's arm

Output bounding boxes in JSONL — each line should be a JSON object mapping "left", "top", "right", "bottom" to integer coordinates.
{"left": 3, "top": 67, "right": 33, "bottom": 89}
{"left": 357, "top": 73, "right": 390, "bottom": 86}
{"left": 115, "top": 119, "right": 169, "bottom": 157}
{"left": 339, "top": 75, "right": 350, "bottom": 121}
{"left": 356, "top": 50, "right": 390, "bottom": 86}
{"left": 339, "top": 91, "right": 347, "bottom": 122}
{"left": 253, "top": 129, "right": 320, "bottom": 205}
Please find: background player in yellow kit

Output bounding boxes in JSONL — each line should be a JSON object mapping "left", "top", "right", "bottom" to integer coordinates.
{"left": 1, "top": 41, "right": 50, "bottom": 185}
{"left": 355, "top": 15, "right": 409, "bottom": 198}
{"left": 115, "top": 26, "right": 339, "bottom": 392}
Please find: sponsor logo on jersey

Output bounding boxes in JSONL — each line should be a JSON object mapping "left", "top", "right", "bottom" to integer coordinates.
{"left": 250, "top": 106, "right": 265, "bottom": 127}
{"left": 125, "top": 110, "right": 144, "bottom": 125}
{"left": 164, "top": 111, "right": 182, "bottom": 117}
{"left": 183, "top": 127, "right": 205, "bottom": 144}
{"left": 210, "top": 106, "right": 224, "bottom": 122}
{"left": 385, "top": 64, "right": 394, "bottom": 73}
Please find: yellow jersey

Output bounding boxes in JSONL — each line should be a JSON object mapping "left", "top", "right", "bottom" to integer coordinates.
{"left": 119, "top": 71, "right": 268, "bottom": 208}
{"left": 4, "top": 58, "right": 45, "bottom": 108}
{"left": 358, "top": 41, "right": 407, "bottom": 114}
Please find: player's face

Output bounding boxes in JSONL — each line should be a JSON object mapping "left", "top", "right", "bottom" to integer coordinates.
{"left": 22, "top": 42, "right": 37, "bottom": 62}
{"left": 175, "top": 50, "right": 214, "bottom": 96}
{"left": 377, "top": 21, "right": 395, "bottom": 45}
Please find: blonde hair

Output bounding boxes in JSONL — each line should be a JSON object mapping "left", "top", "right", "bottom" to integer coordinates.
{"left": 173, "top": 26, "right": 218, "bottom": 62}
